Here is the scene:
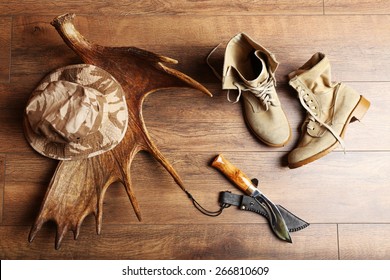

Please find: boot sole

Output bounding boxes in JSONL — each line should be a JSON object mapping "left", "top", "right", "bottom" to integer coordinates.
{"left": 288, "top": 95, "right": 370, "bottom": 169}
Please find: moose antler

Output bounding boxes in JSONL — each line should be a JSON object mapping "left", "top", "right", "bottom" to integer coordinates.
{"left": 28, "top": 13, "right": 212, "bottom": 249}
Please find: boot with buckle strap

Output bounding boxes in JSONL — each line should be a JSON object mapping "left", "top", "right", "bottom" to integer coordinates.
{"left": 220, "top": 33, "right": 291, "bottom": 147}
{"left": 288, "top": 52, "right": 370, "bottom": 168}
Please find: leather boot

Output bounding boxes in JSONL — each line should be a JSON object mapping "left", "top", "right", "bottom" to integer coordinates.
{"left": 222, "top": 33, "right": 291, "bottom": 147}
{"left": 288, "top": 53, "right": 370, "bottom": 168}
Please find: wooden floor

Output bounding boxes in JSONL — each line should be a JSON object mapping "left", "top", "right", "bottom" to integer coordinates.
{"left": 1, "top": 0, "right": 390, "bottom": 260}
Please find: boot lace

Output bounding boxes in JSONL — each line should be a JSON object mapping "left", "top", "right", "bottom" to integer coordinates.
{"left": 296, "top": 85, "right": 345, "bottom": 150}
{"left": 206, "top": 44, "right": 278, "bottom": 111}
{"left": 229, "top": 79, "right": 277, "bottom": 111}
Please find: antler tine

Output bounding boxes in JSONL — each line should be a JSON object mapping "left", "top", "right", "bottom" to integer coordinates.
{"left": 28, "top": 218, "right": 45, "bottom": 243}
{"left": 123, "top": 177, "right": 142, "bottom": 222}
{"left": 55, "top": 224, "right": 69, "bottom": 250}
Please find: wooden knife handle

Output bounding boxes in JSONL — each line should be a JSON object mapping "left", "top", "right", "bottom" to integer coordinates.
{"left": 211, "top": 154, "right": 254, "bottom": 195}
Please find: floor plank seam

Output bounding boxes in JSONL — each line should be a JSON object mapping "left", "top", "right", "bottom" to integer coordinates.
{"left": 0, "top": 16, "right": 12, "bottom": 83}
{"left": 337, "top": 223, "right": 340, "bottom": 260}
{"left": 5, "top": 12, "right": 390, "bottom": 17}
{"left": 4, "top": 223, "right": 388, "bottom": 229}
{"left": 323, "top": 0, "right": 325, "bottom": 15}
{"left": 9, "top": 16, "right": 13, "bottom": 84}
{"left": 0, "top": 153, "right": 5, "bottom": 224}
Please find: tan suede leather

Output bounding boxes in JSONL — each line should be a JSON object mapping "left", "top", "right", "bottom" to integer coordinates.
{"left": 288, "top": 53, "right": 370, "bottom": 168}
{"left": 222, "top": 33, "right": 291, "bottom": 147}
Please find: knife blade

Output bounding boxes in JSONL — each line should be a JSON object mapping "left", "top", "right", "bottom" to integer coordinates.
{"left": 219, "top": 191, "right": 309, "bottom": 232}
{"left": 211, "top": 154, "right": 292, "bottom": 243}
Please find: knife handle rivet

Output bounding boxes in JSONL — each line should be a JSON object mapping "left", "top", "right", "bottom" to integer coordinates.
{"left": 241, "top": 206, "right": 246, "bottom": 210}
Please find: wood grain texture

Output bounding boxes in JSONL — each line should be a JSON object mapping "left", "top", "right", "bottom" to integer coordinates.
{"left": 1, "top": 2, "right": 389, "bottom": 259}
{"left": 0, "top": 154, "right": 4, "bottom": 223}
{"left": 4, "top": 151, "right": 390, "bottom": 226}
{"left": 0, "top": 17, "right": 11, "bottom": 82}
{"left": 8, "top": 14, "right": 390, "bottom": 113}
{"left": 0, "top": 224, "right": 337, "bottom": 260}
{"left": 10, "top": 15, "right": 390, "bottom": 83}
{"left": 339, "top": 224, "right": 390, "bottom": 259}
{"left": 97, "top": 15, "right": 390, "bottom": 83}
{"left": 1, "top": 81, "right": 389, "bottom": 154}
{"left": 0, "top": 0, "right": 324, "bottom": 16}
{"left": 325, "top": 0, "right": 390, "bottom": 14}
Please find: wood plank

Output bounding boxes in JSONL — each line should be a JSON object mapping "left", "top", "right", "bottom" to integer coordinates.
{"left": 0, "top": 224, "right": 337, "bottom": 259}
{"left": 5, "top": 153, "right": 56, "bottom": 184}
{"left": 0, "top": 17, "right": 11, "bottom": 82}
{"left": 325, "top": 0, "right": 390, "bottom": 14}
{"left": 0, "top": 154, "right": 4, "bottom": 223}
{"left": 10, "top": 15, "right": 390, "bottom": 82}
{"left": 101, "top": 15, "right": 390, "bottom": 83}
{"left": 4, "top": 151, "right": 390, "bottom": 226}
{"left": 0, "top": 107, "right": 32, "bottom": 153}
{"left": 1, "top": 81, "right": 388, "bottom": 154}
{"left": 143, "top": 82, "right": 387, "bottom": 152}
{"left": 10, "top": 16, "right": 96, "bottom": 80}
{"left": 0, "top": 0, "right": 324, "bottom": 16}
{"left": 339, "top": 224, "right": 390, "bottom": 259}
{"left": 0, "top": 79, "right": 37, "bottom": 109}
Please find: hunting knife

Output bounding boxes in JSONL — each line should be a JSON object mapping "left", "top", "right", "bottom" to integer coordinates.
{"left": 212, "top": 154, "right": 292, "bottom": 243}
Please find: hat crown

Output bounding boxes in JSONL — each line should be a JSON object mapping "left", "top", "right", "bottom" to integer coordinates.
{"left": 24, "top": 64, "right": 128, "bottom": 160}
{"left": 27, "top": 80, "right": 106, "bottom": 144}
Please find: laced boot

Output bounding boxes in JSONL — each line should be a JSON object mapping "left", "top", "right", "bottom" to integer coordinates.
{"left": 221, "top": 33, "right": 291, "bottom": 147}
{"left": 288, "top": 53, "right": 370, "bottom": 168}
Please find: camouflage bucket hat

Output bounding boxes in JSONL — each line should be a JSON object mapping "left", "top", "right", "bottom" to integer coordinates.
{"left": 24, "top": 64, "right": 128, "bottom": 160}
